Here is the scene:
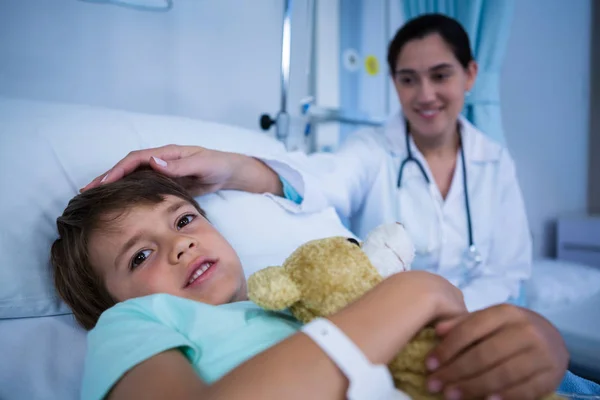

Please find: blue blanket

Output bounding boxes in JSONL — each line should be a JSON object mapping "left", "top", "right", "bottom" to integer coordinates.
{"left": 558, "top": 371, "right": 600, "bottom": 396}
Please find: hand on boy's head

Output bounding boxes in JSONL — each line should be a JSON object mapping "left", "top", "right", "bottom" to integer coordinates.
{"left": 80, "top": 144, "right": 243, "bottom": 197}
{"left": 424, "top": 304, "right": 568, "bottom": 400}
{"left": 81, "top": 144, "right": 187, "bottom": 192}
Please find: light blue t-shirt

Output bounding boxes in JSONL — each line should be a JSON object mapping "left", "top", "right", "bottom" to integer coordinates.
{"left": 81, "top": 294, "right": 302, "bottom": 400}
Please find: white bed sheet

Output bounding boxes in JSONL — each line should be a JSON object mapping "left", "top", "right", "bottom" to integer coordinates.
{"left": 526, "top": 259, "right": 600, "bottom": 313}
{"left": 526, "top": 259, "right": 600, "bottom": 382}
{"left": 541, "top": 293, "right": 600, "bottom": 382}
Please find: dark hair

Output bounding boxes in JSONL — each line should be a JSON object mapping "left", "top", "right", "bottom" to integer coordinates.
{"left": 51, "top": 169, "right": 206, "bottom": 330}
{"left": 387, "top": 13, "right": 474, "bottom": 74}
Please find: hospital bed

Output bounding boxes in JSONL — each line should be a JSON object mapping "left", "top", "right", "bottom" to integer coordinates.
{"left": 1, "top": 96, "right": 599, "bottom": 399}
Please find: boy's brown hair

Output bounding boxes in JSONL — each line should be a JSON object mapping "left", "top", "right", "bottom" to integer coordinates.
{"left": 51, "top": 169, "right": 206, "bottom": 330}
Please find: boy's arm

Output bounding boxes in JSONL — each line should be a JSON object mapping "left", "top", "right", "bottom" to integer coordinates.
{"left": 108, "top": 272, "right": 465, "bottom": 400}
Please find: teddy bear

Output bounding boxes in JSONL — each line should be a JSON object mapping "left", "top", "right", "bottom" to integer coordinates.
{"left": 247, "top": 223, "right": 563, "bottom": 400}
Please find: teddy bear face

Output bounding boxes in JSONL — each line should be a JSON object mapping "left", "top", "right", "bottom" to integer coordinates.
{"left": 283, "top": 237, "right": 383, "bottom": 321}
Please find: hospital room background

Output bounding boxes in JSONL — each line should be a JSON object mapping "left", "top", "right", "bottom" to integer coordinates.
{"left": 0, "top": 0, "right": 599, "bottom": 399}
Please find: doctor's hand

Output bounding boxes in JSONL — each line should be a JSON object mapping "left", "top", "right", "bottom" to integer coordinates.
{"left": 425, "top": 304, "right": 568, "bottom": 400}
{"left": 80, "top": 144, "right": 283, "bottom": 197}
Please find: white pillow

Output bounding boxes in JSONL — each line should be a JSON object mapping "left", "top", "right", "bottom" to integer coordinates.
{"left": 0, "top": 96, "right": 353, "bottom": 319}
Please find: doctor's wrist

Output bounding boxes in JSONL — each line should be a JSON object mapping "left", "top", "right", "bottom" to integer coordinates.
{"left": 223, "top": 154, "right": 284, "bottom": 196}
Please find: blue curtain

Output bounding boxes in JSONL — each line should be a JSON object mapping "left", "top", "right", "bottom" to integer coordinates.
{"left": 403, "top": 0, "right": 514, "bottom": 145}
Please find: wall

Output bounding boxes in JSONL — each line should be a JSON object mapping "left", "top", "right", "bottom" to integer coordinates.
{"left": 501, "top": 0, "right": 590, "bottom": 257}
{"left": 0, "top": 0, "right": 314, "bottom": 147}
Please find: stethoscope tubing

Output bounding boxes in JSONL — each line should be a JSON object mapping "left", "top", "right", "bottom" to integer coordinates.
{"left": 396, "top": 123, "right": 475, "bottom": 249}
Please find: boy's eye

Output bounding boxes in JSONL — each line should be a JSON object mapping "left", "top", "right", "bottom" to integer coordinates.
{"left": 177, "top": 214, "right": 196, "bottom": 230}
{"left": 131, "top": 249, "right": 151, "bottom": 270}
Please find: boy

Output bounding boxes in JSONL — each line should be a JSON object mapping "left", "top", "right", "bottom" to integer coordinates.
{"left": 53, "top": 170, "right": 565, "bottom": 400}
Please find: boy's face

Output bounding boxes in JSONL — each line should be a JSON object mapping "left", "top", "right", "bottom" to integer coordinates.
{"left": 88, "top": 195, "right": 247, "bottom": 305}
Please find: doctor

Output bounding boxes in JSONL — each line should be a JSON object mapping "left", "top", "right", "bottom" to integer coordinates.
{"left": 289, "top": 12, "right": 533, "bottom": 313}
{"left": 276, "top": 12, "right": 531, "bottom": 313}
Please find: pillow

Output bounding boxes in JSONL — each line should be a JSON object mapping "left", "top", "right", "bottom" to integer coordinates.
{"left": 0, "top": 96, "right": 352, "bottom": 318}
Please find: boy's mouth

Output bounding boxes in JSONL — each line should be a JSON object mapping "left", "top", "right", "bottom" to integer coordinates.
{"left": 184, "top": 257, "right": 217, "bottom": 288}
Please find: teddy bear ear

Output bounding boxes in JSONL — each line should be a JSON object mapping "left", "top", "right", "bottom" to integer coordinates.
{"left": 362, "top": 223, "right": 415, "bottom": 278}
{"left": 247, "top": 266, "right": 302, "bottom": 311}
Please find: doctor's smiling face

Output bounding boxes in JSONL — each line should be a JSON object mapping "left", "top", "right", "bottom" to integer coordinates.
{"left": 388, "top": 14, "right": 478, "bottom": 143}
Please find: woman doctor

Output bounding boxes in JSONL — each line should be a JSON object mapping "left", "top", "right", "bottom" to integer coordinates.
{"left": 285, "top": 12, "right": 534, "bottom": 313}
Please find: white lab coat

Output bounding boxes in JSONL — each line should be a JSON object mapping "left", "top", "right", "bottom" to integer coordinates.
{"left": 263, "top": 113, "right": 532, "bottom": 312}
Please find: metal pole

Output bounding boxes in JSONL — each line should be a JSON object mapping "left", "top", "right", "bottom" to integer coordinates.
{"left": 275, "top": 0, "right": 292, "bottom": 144}
{"left": 280, "top": 0, "right": 292, "bottom": 114}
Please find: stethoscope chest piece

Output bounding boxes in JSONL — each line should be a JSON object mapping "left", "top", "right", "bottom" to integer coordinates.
{"left": 465, "top": 244, "right": 483, "bottom": 267}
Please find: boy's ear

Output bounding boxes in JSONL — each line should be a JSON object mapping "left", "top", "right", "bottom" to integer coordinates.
{"left": 247, "top": 266, "right": 301, "bottom": 310}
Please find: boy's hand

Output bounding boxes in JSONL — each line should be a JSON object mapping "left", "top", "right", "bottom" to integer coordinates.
{"left": 390, "top": 271, "right": 468, "bottom": 323}
{"left": 422, "top": 272, "right": 469, "bottom": 323}
{"left": 330, "top": 271, "right": 467, "bottom": 368}
{"left": 425, "top": 304, "right": 568, "bottom": 400}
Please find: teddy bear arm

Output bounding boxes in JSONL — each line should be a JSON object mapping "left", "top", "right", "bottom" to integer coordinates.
{"left": 289, "top": 303, "right": 319, "bottom": 324}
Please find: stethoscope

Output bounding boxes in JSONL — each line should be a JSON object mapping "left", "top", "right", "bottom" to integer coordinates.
{"left": 396, "top": 121, "right": 483, "bottom": 271}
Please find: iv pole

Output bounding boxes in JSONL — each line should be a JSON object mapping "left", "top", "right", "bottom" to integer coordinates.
{"left": 259, "top": 0, "right": 292, "bottom": 148}
{"left": 259, "top": 0, "right": 384, "bottom": 150}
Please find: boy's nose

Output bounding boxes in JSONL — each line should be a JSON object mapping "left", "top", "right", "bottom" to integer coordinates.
{"left": 171, "top": 236, "right": 198, "bottom": 263}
